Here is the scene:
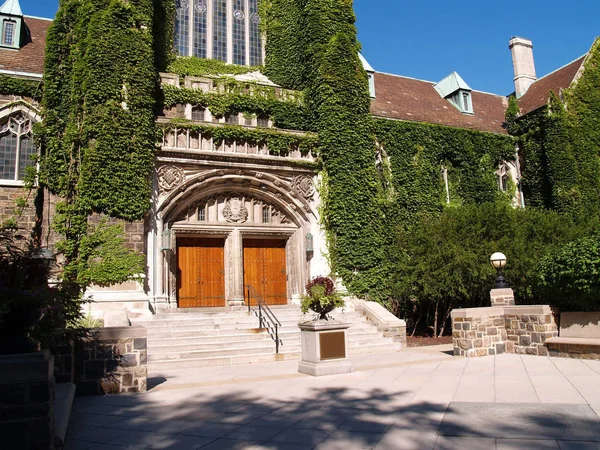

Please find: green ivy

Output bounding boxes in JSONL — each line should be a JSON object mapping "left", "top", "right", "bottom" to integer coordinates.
{"left": 167, "top": 57, "right": 262, "bottom": 77}
{"left": 0, "top": 75, "right": 43, "bottom": 99}
{"left": 162, "top": 120, "right": 319, "bottom": 157}
{"left": 37, "top": 0, "right": 162, "bottom": 284}
{"left": 162, "top": 82, "right": 310, "bottom": 131}
{"left": 374, "top": 119, "right": 516, "bottom": 227}
{"left": 507, "top": 38, "right": 600, "bottom": 219}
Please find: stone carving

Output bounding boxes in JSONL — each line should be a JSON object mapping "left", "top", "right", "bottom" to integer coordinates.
{"left": 157, "top": 166, "right": 184, "bottom": 192}
{"left": 223, "top": 198, "right": 248, "bottom": 223}
{"left": 291, "top": 176, "right": 315, "bottom": 198}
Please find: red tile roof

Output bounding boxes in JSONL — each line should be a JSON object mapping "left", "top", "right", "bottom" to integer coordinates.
{"left": 371, "top": 72, "right": 509, "bottom": 135}
{"left": 0, "top": 16, "right": 50, "bottom": 76}
{"left": 517, "top": 56, "right": 585, "bottom": 116}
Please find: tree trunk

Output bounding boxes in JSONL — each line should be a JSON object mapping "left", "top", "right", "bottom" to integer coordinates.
{"left": 438, "top": 301, "right": 453, "bottom": 337}
{"left": 433, "top": 301, "right": 439, "bottom": 339}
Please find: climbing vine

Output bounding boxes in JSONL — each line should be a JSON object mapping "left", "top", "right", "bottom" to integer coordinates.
{"left": 37, "top": 0, "right": 162, "bottom": 285}
{"left": 167, "top": 57, "right": 261, "bottom": 77}
{"left": 374, "top": 119, "right": 516, "bottom": 227}
{"left": 162, "top": 82, "right": 309, "bottom": 131}
{"left": 162, "top": 120, "right": 319, "bottom": 157}
{"left": 0, "top": 75, "right": 43, "bottom": 100}
{"left": 506, "top": 37, "right": 600, "bottom": 219}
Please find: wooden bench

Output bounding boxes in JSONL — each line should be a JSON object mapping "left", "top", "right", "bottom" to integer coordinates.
{"left": 544, "top": 312, "right": 600, "bottom": 359}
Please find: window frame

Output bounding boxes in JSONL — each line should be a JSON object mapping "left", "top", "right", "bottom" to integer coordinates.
{"left": 0, "top": 112, "right": 39, "bottom": 186}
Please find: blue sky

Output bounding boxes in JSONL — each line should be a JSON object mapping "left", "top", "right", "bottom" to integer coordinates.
{"left": 20, "top": 0, "right": 600, "bottom": 95}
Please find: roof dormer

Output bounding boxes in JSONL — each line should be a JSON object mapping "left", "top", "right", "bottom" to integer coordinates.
{"left": 0, "top": 0, "right": 23, "bottom": 50}
{"left": 359, "top": 53, "right": 376, "bottom": 98}
{"left": 434, "top": 71, "right": 473, "bottom": 114}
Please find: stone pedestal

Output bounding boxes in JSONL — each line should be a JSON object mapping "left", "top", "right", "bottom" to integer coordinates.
{"left": 0, "top": 350, "right": 55, "bottom": 449}
{"left": 298, "top": 321, "right": 354, "bottom": 376}
{"left": 490, "top": 288, "right": 515, "bottom": 306}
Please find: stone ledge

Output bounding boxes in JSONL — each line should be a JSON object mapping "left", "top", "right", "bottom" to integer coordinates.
{"left": 545, "top": 337, "right": 600, "bottom": 346}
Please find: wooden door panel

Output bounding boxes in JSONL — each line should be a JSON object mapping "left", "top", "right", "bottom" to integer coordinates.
{"left": 243, "top": 239, "right": 287, "bottom": 305}
{"left": 177, "top": 238, "right": 225, "bottom": 308}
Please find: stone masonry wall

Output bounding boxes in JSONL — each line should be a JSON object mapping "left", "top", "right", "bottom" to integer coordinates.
{"left": 452, "top": 308, "right": 508, "bottom": 357}
{"left": 452, "top": 305, "right": 558, "bottom": 358}
{"left": 0, "top": 185, "right": 38, "bottom": 232}
{"left": 0, "top": 351, "right": 55, "bottom": 450}
{"left": 504, "top": 308, "right": 558, "bottom": 356}
{"left": 546, "top": 341, "right": 600, "bottom": 360}
{"left": 75, "top": 326, "right": 147, "bottom": 395}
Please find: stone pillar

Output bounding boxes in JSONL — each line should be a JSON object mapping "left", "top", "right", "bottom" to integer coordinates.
{"left": 490, "top": 288, "right": 515, "bottom": 306}
{"left": 229, "top": 229, "right": 245, "bottom": 306}
{"left": 0, "top": 350, "right": 55, "bottom": 449}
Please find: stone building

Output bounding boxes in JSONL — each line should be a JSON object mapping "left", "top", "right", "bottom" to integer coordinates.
{"left": 0, "top": 0, "right": 596, "bottom": 317}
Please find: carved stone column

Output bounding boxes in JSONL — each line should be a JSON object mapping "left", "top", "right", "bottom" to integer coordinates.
{"left": 229, "top": 229, "right": 245, "bottom": 306}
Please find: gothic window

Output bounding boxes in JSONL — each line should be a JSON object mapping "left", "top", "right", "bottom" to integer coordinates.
{"left": 0, "top": 114, "right": 37, "bottom": 182}
{"left": 192, "top": 1, "right": 208, "bottom": 58}
{"left": 248, "top": 0, "right": 262, "bottom": 66}
{"left": 256, "top": 116, "right": 269, "bottom": 128}
{"left": 232, "top": 0, "right": 246, "bottom": 65}
{"left": 174, "top": 0, "right": 262, "bottom": 65}
{"left": 174, "top": 0, "right": 190, "bottom": 56}
{"left": 192, "top": 106, "right": 205, "bottom": 121}
{"left": 198, "top": 205, "right": 206, "bottom": 221}
{"left": 212, "top": 0, "right": 228, "bottom": 62}
{"left": 262, "top": 206, "right": 271, "bottom": 224}
{"left": 225, "top": 113, "right": 239, "bottom": 125}
{"left": 497, "top": 164, "right": 510, "bottom": 192}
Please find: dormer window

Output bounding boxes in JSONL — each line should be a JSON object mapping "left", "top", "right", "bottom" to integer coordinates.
{"left": 2, "top": 19, "right": 14, "bottom": 46}
{"left": 0, "top": 0, "right": 23, "bottom": 50}
{"left": 434, "top": 72, "right": 474, "bottom": 115}
{"left": 359, "top": 53, "right": 376, "bottom": 98}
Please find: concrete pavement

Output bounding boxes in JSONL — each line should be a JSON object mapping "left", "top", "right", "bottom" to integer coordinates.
{"left": 63, "top": 345, "right": 600, "bottom": 450}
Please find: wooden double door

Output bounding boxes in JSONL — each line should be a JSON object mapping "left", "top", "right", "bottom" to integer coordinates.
{"left": 243, "top": 239, "right": 288, "bottom": 306}
{"left": 177, "top": 236, "right": 288, "bottom": 308}
{"left": 177, "top": 238, "right": 226, "bottom": 308}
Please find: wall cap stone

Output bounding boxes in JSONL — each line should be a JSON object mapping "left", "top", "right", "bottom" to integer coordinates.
{"left": 0, "top": 349, "right": 54, "bottom": 383}
{"left": 362, "top": 301, "right": 406, "bottom": 327}
{"left": 451, "top": 306, "right": 505, "bottom": 318}
{"left": 545, "top": 337, "right": 600, "bottom": 346}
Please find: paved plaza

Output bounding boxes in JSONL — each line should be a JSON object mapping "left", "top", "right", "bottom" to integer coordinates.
{"left": 64, "top": 345, "right": 600, "bottom": 450}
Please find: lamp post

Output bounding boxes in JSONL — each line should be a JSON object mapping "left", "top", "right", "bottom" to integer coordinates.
{"left": 490, "top": 252, "right": 509, "bottom": 289}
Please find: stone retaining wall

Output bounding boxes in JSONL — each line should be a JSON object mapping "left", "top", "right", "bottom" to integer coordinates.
{"left": 452, "top": 305, "right": 558, "bottom": 358}
{"left": 0, "top": 351, "right": 55, "bottom": 449}
{"left": 546, "top": 340, "right": 600, "bottom": 360}
{"left": 76, "top": 326, "right": 147, "bottom": 395}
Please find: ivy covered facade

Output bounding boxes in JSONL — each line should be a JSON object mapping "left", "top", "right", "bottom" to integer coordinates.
{"left": 1, "top": 0, "right": 599, "bottom": 315}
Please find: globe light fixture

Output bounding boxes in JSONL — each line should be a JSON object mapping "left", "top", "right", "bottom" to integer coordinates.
{"left": 490, "top": 252, "right": 509, "bottom": 289}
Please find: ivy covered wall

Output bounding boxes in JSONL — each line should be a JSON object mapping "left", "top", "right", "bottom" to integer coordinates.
{"left": 507, "top": 38, "right": 600, "bottom": 219}
{"left": 37, "top": 0, "right": 160, "bottom": 283}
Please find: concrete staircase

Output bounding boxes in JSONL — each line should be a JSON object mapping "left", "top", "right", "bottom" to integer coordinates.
{"left": 131, "top": 305, "right": 402, "bottom": 370}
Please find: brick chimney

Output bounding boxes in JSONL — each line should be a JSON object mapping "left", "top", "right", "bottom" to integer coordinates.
{"left": 509, "top": 37, "right": 537, "bottom": 98}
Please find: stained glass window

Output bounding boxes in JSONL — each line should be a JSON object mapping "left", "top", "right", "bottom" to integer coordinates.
{"left": 0, "top": 115, "right": 37, "bottom": 182}
{"left": 248, "top": 0, "right": 262, "bottom": 66}
{"left": 213, "top": 0, "right": 228, "bottom": 62}
{"left": 174, "top": 0, "right": 190, "bottom": 56}
{"left": 192, "top": 1, "right": 207, "bottom": 58}
{"left": 232, "top": 0, "right": 246, "bottom": 65}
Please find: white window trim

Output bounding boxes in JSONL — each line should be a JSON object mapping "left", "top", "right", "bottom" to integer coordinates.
{"left": 0, "top": 106, "right": 40, "bottom": 186}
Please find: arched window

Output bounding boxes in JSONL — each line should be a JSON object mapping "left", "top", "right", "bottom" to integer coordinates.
{"left": 174, "top": 0, "right": 263, "bottom": 66}
{"left": 0, "top": 114, "right": 37, "bottom": 182}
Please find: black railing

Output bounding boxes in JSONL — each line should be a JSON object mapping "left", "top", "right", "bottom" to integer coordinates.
{"left": 245, "top": 284, "right": 282, "bottom": 354}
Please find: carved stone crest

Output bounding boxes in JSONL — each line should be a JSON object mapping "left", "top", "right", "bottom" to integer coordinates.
{"left": 158, "top": 165, "right": 184, "bottom": 192}
{"left": 291, "top": 176, "right": 315, "bottom": 198}
{"left": 223, "top": 198, "right": 248, "bottom": 223}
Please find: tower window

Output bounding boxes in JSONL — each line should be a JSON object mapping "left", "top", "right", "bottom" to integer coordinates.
{"left": 2, "top": 20, "right": 15, "bottom": 46}
{"left": 198, "top": 205, "right": 206, "bottom": 221}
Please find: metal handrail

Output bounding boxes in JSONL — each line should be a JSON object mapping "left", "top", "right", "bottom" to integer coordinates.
{"left": 245, "top": 284, "right": 282, "bottom": 353}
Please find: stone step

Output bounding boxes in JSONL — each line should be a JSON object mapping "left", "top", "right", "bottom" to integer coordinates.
{"left": 147, "top": 351, "right": 299, "bottom": 370}
{"left": 144, "top": 324, "right": 377, "bottom": 340}
{"left": 147, "top": 330, "right": 383, "bottom": 348}
{"left": 148, "top": 343, "right": 300, "bottom": 361}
